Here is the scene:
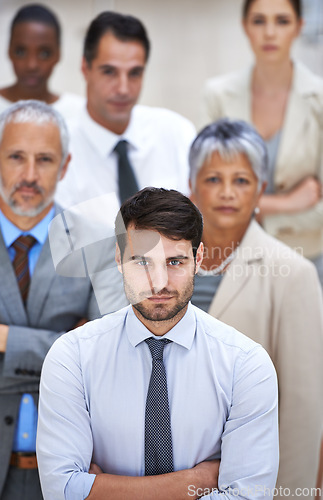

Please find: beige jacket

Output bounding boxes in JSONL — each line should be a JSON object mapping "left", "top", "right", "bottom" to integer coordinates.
{"left": 206, "top": 220, "right": 323, "bottom": 498}
{"left": 201, "top": 62, "right": 323, "bottom": 258}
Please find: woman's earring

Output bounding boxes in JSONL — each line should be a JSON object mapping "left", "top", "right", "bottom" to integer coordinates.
{"left": 254, "top": 207, "right": 260, "bottom": 215}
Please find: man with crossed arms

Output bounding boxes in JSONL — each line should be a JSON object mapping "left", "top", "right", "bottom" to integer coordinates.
{"left": 37, "top": 188, "right": 279, "bottom": 500}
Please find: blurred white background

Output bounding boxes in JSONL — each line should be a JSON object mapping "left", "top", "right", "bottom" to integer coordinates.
{"left": 0, "top": 0, "right": 322, "bottom": 126}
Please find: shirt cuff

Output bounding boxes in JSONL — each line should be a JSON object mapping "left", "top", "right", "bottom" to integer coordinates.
{"left": 65, "top": 471, "right": 96, "bottom": 500}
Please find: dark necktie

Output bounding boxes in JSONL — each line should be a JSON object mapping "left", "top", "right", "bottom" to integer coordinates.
{"left": 144, "top": 337, "right": 174, "bottom": 476}
{"left": 11, "top": 235, "right": 37, "bottom": 303}
{"left": 114, "top": 140, "right": 139, "bottom": 203}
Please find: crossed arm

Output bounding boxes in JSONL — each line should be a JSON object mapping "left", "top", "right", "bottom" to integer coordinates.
{"left": 258, "top": 176, "right": 321, "bottom": 218}
{"left": 36, "top": 330, "right": 278, "bottom": 500}
{"left": 85, "top": 461, "right": 220, "bottom": 500}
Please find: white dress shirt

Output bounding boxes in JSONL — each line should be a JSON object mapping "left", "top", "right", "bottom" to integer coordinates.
{"left": 55, "top": 105, "right": 196, "bottom": 208}
{"left": 37, "top": 303, "right": 279, "bottom": 500}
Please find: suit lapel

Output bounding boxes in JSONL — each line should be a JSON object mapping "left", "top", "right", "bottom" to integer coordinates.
{"left": 26, "top": 206, "right": 62, "bottom": 325}
{"left": 0, "top": 231, "right": 27, "bottom": 324}
{"left": 274, "top": 65, "right": 310, "bottom": 185}
{"left": 208, "top": 221, "right": 263, "bottom": 318}
{"left": 27, "top": 237, "right": 56, "bottom": 325}
{"left": 223, "top": 67, "right": 252, "bottom": 122}
{"left": 208, "top": 253, "right": 252, "bottom": 318}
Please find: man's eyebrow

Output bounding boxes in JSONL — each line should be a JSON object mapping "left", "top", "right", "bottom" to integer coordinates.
{"left": 36, "top": 151, "right": 56, "bottom": 156}
{"left": 128, "top": 255, "right": 151, "bottom": 262}
{"left": 6, "top": 149, "right": 56, "bottom": 156}
{"left": 98, "top": 64, "right": 115, "bottom": 70}
{"left": 127, "top": 255, "right": 190, "bottom": 262}
{"left": 6, "top": 148, "right": 25, "bottom": 153}
{"left": 166, "top": 255, "right": 189, "bottom": 260}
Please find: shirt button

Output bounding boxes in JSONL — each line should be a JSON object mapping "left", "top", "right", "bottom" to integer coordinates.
{"left": 23, "top": 397, "right": 29, "bottom": 404}
{"left": 23, "top": 433, "right": 29, "bottom": 439}
{"left": 4, "top": 416, "right": 14, "bottom": 425}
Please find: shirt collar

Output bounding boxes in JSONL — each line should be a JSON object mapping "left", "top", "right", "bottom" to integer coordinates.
{"left": 126, "top": 302, "right": 196, "bottom": 350}
{"left": 81, "top": 107, "right": 141, "bottom": 158}
{"left": 0, "top": 206, "right": 55, "bottom": 249}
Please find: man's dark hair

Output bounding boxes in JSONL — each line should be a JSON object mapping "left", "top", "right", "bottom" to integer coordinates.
{"left": 115, "top": 187, "right": 203, "bottom": 259}
{"left": 83, "top": 11, "right": 150, "bottom": 65}
{"left": 10, "top": 4, "right": 61, "bottom": 46}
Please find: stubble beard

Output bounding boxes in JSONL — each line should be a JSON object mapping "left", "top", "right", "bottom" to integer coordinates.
{"left": 126, "top": 278, "right": 195, "bottom": 324}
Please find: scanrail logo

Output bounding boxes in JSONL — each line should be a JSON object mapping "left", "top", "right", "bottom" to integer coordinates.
{"left": 187, "top": 485, "right": 322, "bottom": 497}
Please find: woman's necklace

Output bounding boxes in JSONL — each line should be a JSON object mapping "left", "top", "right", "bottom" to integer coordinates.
{"left": 198, "top": 249, "right": 237, "bottom": 277}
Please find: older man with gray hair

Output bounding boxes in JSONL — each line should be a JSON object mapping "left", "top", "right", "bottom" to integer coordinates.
{"left": 0, "top": 100, "right": 104, "bottom": 500}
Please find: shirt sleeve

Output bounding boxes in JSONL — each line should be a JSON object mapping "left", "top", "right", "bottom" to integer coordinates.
{"left": 202, "top": 345, "right": 279, "bottom": 499}
{"left": 36, "top": 334, "right": 95, "bottom": 500}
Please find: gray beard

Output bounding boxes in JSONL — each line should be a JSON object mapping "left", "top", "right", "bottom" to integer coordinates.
{"left": 6, "top": 194, "right": 54, "bottom": 217}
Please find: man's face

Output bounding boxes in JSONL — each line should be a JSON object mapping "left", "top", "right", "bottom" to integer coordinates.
{"left": 82, "top": 32, "right": 146, "bottom": 134}
{"left": 116, "top": 226, "right": 203, "bottom": 330}
{"left": 0, "top": 121, "right": 69, "bottom": 218}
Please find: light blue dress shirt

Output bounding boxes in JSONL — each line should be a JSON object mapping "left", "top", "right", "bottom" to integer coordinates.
{"left": 0, "top": 207, "right": 54, "bottom": 452}
{"left": 37, "top": 303, "right": 279, "bottom": 500}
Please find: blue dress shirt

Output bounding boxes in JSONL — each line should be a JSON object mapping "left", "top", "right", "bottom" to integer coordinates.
{"left": 0, "top": 207, "right": 55, "bottom": 452}
{"left": 37, "top": 303, "right": 279, "bottom": 499}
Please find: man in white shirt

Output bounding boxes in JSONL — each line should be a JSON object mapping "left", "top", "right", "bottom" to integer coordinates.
{"left": 55, "top": 12, "right": 195, "bottom": 209}
{"left": 37, "top": 187, "right": 279, "bottom": 500}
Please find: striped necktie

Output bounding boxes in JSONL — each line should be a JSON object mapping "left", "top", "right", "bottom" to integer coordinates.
{"left": 144, "top": 337, "right": 174, "bottom": 475}
{"left": 11, "top": 235, "right": 37, "bottom": 304}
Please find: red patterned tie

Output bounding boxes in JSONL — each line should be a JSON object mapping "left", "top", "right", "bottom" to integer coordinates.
{"left": 12, "top": 235, "right": 37, "bottom": 303}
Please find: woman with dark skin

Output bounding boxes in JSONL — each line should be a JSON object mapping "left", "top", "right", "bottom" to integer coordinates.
{"left": 0, "top": 4, "right": 84, "bottom": 120}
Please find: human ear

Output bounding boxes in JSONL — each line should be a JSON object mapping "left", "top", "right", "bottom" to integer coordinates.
{"left": 58, "top": 153, "right": 71, "bottom": 181}
{"left": 115, "top": 243, "right": 123, "bottom": 274}
{"left": 81, "top": 57, "right": 91, "bottom": 81}
{"left": 194, "top": 242, "right": 204, "bottom": 274}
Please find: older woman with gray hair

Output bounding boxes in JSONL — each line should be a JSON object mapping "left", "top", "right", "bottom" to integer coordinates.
{"left": 190, "top": 119, "right": 323, "bottom": 500}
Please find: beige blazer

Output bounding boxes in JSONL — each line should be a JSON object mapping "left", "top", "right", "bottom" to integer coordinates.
{"left": 206, "top": 220, "right": 323, "bottom": 498}
{"left": 201, "top": 62, "right": 323, "bottom": 258}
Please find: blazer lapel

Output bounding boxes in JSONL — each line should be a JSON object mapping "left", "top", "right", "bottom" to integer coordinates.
{"left": 208, "top": 221, "right": 263, "bottom": 318}
{"left": 0, "top": 231, "right": 28, "bottom": 324}
{"left": 275, "top": 61, "right": 319, "bottom": 187}
{"left": 26, "top": 204, "right": 62, "bottom": 324}
{"left": 208, "top": 253, "right": 252, "bottom": 318}
{"left": 27, "top": 237, "right": 56, "bottom": 325}
{"left": 223, "top": 67, "right": 252, "bottom": 122}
